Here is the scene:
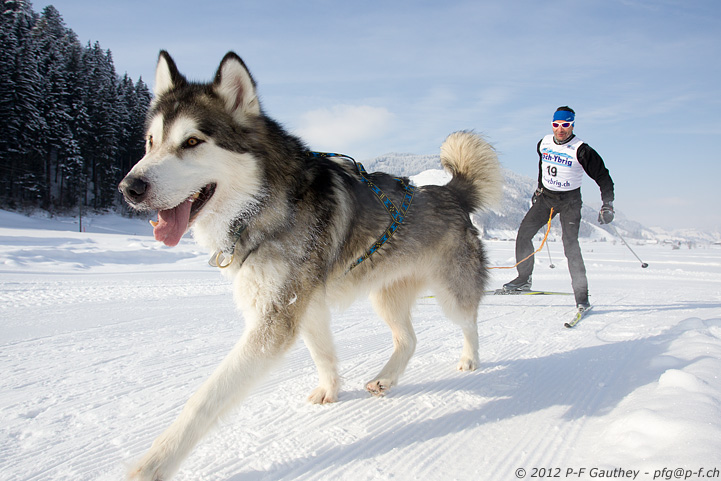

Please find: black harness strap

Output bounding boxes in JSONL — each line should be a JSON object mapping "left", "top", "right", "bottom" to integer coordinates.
{"left": 307, "top": 151, "right": 416, "bottom": 271}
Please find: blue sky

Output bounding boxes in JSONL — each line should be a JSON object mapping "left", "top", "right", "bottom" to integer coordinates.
{"left": 35, "top": 0, "right": 721, "bottom": 232}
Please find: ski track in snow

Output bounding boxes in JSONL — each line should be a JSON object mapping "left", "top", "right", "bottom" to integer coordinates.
{"left": 1, "top": 211, "right": 720, "bottom": 481}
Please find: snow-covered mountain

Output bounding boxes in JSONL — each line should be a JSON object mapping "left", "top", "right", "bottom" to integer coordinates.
{"left": 364, "top": 153, "right": 719, "bottom": 244}
{"left": 363, "top": 152, "right": 443, "bottom": 177}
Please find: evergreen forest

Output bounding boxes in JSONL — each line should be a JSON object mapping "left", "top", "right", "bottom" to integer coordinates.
{"left": 0, "top": 0, "right": 151, "bottom": 214}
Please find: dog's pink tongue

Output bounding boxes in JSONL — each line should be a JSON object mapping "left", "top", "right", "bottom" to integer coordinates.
{"left": 153, "top": 199, "right": 192, "bottom": 247}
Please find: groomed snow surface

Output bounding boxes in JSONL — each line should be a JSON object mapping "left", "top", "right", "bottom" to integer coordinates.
{"left": 1, "top": 210, "right": 720, "bottom": 481}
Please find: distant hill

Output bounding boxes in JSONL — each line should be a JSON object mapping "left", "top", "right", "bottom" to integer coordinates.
{"left": 363, "top": 153, "right": 443, "bottom": 177}
{"left": 362, "top": 153, "right": 719, "bottom": 244}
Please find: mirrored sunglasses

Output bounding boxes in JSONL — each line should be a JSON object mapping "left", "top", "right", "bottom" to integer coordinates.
{"left": 552, "top": 121, "right": 574, "bottom": 128}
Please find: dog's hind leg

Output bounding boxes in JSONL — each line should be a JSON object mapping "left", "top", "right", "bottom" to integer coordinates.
{"left": 434, "top": 274, "right": 483, "bottom": 372}
{"left": 128, "top": 316, "right": 297, "bottom": 481}
{"left": 451, "top": 305, "right": 480, "bottom": 371}
{"left": 433, "top": 286, "right": 481, "bottom": 371}
{"left": 432, "top": 235, "right": 485, "bottom": 372}
{"left": 365, "top": 278, "right": 421, "bottom": 396}
{"left": 301, "top": 294, "right": 340, "bottom": 404}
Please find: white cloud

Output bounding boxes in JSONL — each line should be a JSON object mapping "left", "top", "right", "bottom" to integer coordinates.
{"left": 295, "top": 105, "right": 395, "bottom": 155}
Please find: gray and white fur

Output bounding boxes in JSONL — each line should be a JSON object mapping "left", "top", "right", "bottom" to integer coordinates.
{"left": 118, "top": 51, "right": 503, "bottom": 481}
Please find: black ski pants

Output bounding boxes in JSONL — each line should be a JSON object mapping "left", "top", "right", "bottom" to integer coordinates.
{"left": 514, "top": 188, "right": 589, "bottom": 305}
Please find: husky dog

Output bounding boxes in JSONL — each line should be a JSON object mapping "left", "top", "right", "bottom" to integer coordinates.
{"left": 118, "top": 51, "right": 503, "bottom": 480}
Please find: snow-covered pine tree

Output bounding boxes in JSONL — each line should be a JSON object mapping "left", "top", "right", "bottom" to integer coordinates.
{"left": 0, "top": 1, "right": 150, "bottom": 213}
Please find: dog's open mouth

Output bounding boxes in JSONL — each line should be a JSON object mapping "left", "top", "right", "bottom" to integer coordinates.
{"left": 151, "top": 183, "right": 216, "bottom": 247}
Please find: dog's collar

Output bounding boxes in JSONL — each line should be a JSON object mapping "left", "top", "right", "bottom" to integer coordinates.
{"left": 208, "top": 220, "right": 248, "bottom": 269}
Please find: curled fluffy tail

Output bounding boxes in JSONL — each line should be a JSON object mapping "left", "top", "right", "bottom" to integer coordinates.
{"left": 440, "top": 131, "right": 503, "bottom": 212}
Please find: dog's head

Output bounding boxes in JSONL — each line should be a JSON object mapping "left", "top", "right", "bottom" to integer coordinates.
{"left": 118, "top": 51, "right": 264, "bottom": 247}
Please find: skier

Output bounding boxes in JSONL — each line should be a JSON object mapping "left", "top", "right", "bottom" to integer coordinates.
{"left": 502, "top": 106, "right": 615, "bottom": 313}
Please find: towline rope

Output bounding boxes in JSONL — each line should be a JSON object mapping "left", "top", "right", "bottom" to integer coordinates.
{"left": 487, "top": 207, "right": 554, "bottom": 270}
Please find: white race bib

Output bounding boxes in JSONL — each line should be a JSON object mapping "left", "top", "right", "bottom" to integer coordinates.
{"left": 539, "top": 134, "right": 585, "bottom": 192}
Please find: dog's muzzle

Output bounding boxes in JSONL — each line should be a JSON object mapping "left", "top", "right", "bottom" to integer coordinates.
{"left": 119, "top": 175, "right": 149, "bottom": 204}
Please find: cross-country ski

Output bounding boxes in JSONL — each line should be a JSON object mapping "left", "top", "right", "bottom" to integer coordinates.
{"left": 492, "top": 289, "right": 573, "bottom": 296}
{"left": 564, "top": 305, "right": 593, "bottom": 328}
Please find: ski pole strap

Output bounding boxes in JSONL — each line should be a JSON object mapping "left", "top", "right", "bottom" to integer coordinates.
{"left": 487, "top": 207, "right": 554, "bottom": 270}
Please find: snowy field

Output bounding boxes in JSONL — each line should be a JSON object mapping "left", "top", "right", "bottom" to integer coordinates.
{"left": 1, "top": 209, "right": 720, "bottom": 481}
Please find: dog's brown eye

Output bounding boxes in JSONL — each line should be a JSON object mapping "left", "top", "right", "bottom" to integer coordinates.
{"left": 185, "top": 137, "right": 203, "bottom": 148}
{"left": 147, "top": 136, "right": 153, "bottom": 148}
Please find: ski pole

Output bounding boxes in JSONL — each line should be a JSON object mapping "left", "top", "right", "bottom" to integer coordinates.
{"left": 609, "top": 224, "right": 648, "bottom": 268}
{"left": 545, "top": 242, "right": 555, "bottom": 268}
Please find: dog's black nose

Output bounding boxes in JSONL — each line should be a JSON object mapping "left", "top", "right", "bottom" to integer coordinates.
{"left": 119, "top": 176, "right": 149, "bottom": 203}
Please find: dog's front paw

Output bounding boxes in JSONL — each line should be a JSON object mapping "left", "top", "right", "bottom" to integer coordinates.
{"left": 365, "top": 379, "right": 393, "bottom": 397}
{"left": 128, "top": 462, "right": 164, "bottom": 481}
{"left": 127, "top": 437, "right": 179, "bottom": 481}
{"left": 307, "top": 385, "right": 338, "bottom": 404}
{"left": 457, "top": 356, "right": 479, "bottom": 372}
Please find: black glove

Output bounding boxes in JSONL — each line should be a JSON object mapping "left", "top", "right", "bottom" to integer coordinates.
{"left": 598, "top": 201, "right": 614, "bottom": 224}
{"left": 532, "top": 188, "right": 542, "bottom": 205}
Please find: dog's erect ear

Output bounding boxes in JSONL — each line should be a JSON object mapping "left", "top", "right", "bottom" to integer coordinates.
{"left": 213, "top": 52, "right": 260, "bottom": 121}
{"left": 154, "top": 50, "right": 185, "bottom": 98}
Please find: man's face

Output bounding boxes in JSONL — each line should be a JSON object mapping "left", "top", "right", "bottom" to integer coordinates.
{"left": 552, "top": 120, "right": 574, "bottom": 142}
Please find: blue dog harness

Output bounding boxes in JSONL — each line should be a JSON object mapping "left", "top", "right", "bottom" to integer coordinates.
{"left": 307, "top": 152, "right": 416, "bottom": 271}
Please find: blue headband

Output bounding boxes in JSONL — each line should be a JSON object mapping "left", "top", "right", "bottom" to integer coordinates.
{"left": 553, "top": 110, "right": 575, "bottom": 122}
